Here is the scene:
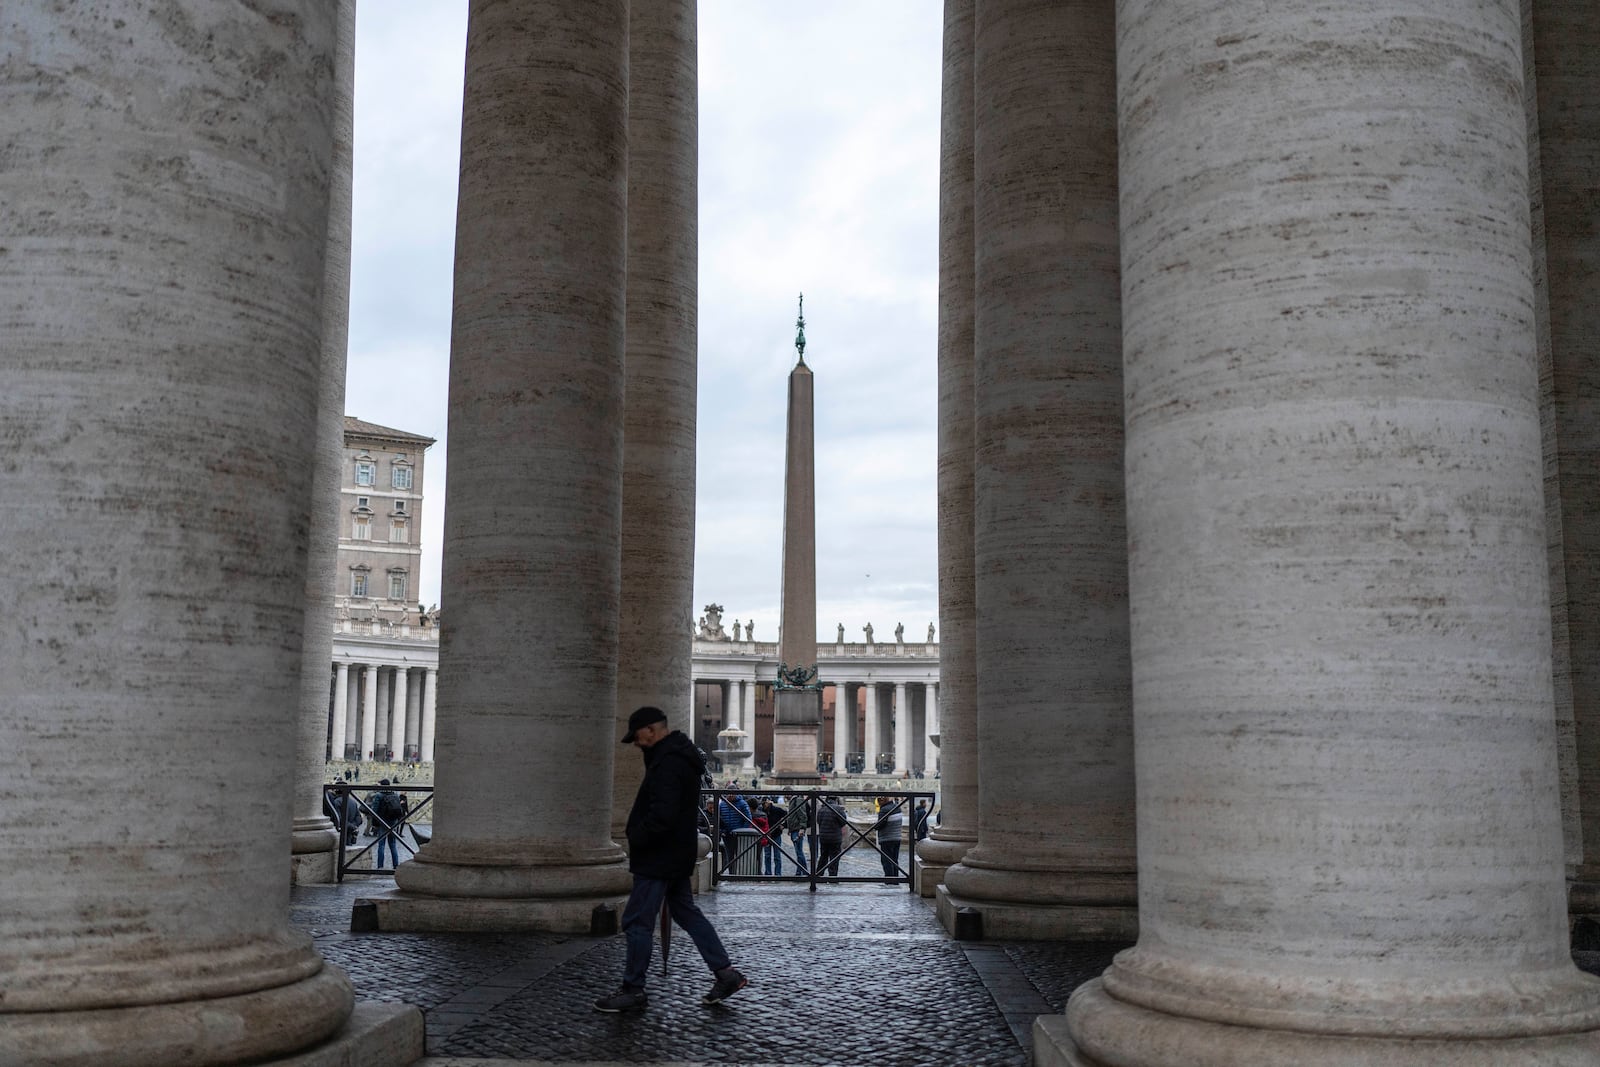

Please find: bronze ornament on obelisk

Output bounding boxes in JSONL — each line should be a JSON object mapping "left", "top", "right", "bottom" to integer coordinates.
{"left": 773, "top": 295, "right": 824, "bottom": 781}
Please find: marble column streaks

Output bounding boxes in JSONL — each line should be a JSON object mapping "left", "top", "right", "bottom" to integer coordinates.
{"left": 834, "top": 683, "right": 853, "bottom": 768}
{"left": 391, "top": 0, "right": 633, "bottom": 927}
{"left": 420, "top": 668, "right": 438, "bottom": 763}
{"left": 893, "top": 681, "right": 909, "bottom": 774}
{"left": 388, "top": 666, "right": 408, "bottom": 760}
{"left": 0, "top": 3, "right": 374, "bottom": 1062}
{"left": 1057, "top": 0, "right": 1600, "bottom": 1062}
{"left": 921, "top": 0, "right": 981, "bottom": 882}
{"left": 612, "top": 0, "right": 698, "bottom": 844}
{"left": 1529, "top": 0, "right": 1600, "bottom": 911}
{"left": 942, "top": 0, "right": 1136, "bottom": 936}
{"left": 331, "top": 662, "right": 351, "bottom": 759}
{"left": 290, "top": 0, "right": 356, "bottom": 880}
{"left": 360, "top": 665, "right": 378, "bottom": 760}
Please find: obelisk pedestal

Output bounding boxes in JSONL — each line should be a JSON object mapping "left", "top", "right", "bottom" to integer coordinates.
{"left": 773, "top": 298, "right": 824, "bottom": 783}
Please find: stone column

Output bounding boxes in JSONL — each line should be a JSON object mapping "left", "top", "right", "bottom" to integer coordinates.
{"left": 389, "top": 0, "right": 633, "bottom": 931}
{"left": 833, "top": 682, "right": 852, "bottom": 770}
{"left": 419, "top": 668, "right": 438, "bottom": 763}
{"left": 289, "top": 0, "right": 357, "bottom": 887}
{"left": 864, "top": 684, "right": 881, "bottom": 772}
{"left": 331, "top": 662, "right": 351, "bottom": 761}
{"left": 374, "top": 667, "right": 391, "bottom": 758}
{"left": 925, "top": 683, "right": 940, "bottom": 772}
{"left": 920, "top": 0, "right": 981, "bottom": 895}
{"left": 892, "top": 681, "right": 909, "bottom": 774}
{"left": 404, "top": 669, "right": 422, "bottom": 755}
{"left": 0, "top": 3, "right": 421, "bottom": 1061}
{"left": 742, "top": 678, "right": 759, "bottom": 771}
{"left": 612, "top": 0, "right": 697, "bottom": 845}
{"left": 1054, "top": 1, "right": 1600, "bottom": 1062}
{"left": 388, "top": 666, "right": 408, "bottom": 761}
{"left": 359, "top": 665, "right": 377, "bottom": 760}
{"left": 1530, "top": 0, "right": 1600, "bottom": 918}
{"left": 942, "top": 0, "right": 1134, "bottom": 942}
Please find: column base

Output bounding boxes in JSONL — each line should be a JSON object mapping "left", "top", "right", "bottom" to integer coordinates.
{"left": 353, "top": 888, "right": 628, "bottom": 934}
{"left": 0, "top": 965, "right": 356, "bottom": 1067}
{"left": 1056, "top": 978, "right": 1600, "bottom": 1067}
{"left": 914, "top": 833, "right": 976, "bottom": 898}
{"left": 291, "top": 850, "right": 337, "bottom": 885}
{"left": 936, "top": 885, "right": 1138, "bottom": 941}
{"left": 272, "top": 1001, "right": 424, "bottom": 1067}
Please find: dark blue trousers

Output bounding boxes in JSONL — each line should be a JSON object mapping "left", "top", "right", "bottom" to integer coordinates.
{"left": 621, "top": 875, "right": 731, "bottom": 991}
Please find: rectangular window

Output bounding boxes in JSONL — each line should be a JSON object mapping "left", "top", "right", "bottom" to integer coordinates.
{"left": 389, "top": 519, "right": 408, "bottom": 543}
{"left": 391, "top": 466, "right": 413, "bottom": 490}
{"left": 356, "top": 496, "right": 370, "bottom": 509}
{"left": 394, "top": 499, "right": 406, "bottom": 513}
{"left": 351, "top": 573, "right": 367, "bottom": 597}
{"left": 352, "top": 516, "right": 371, "bottom": 540}
{"left": 355, "top": 461, "right": 375, "bottom": 486}
{"left": 389, "top": 574, "right": 407, "bottom": 600}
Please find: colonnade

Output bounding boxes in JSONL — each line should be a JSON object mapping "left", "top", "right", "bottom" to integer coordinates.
{"left": 328, "top": 663, "right": 439, "bottom": 763}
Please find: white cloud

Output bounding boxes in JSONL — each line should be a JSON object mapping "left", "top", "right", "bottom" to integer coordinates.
{"left": 347, "top": 2, "right": 941, "bottom": 635}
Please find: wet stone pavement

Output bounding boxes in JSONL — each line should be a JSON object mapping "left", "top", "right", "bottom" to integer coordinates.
{"left": 291, "top": 877, "right": 1126, "bottom": 1066}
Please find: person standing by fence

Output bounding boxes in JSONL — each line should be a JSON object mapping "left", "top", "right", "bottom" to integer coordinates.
{"left": 875, "top": 798, "right": 904, "bottom": 883}
{"left": 814, "top": 794, "right": 847, "bottom": 877}
{"left": 784, "top": 794, "right": 809, "bottom": 875}
{"left": 368, "top": 780, "right": 408, "bottom": 868}
{"left": 595, "top": 706, "right": 747, "bottom": 1014}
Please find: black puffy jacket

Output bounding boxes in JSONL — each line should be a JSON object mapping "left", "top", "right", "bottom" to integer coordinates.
{"left": 625, "top": 730, "right": 706, "bottom": 879}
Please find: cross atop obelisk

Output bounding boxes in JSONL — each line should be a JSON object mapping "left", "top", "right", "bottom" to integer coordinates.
{"left": 773, "top": 293, "right": 823, "bottom": 780}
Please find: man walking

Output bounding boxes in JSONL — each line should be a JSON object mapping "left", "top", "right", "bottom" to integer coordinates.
{"left": 595, "top": 706, "right": 748, "bottom": 1013}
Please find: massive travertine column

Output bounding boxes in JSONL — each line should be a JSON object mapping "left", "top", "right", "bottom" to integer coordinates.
{"left": 940, "top": 0, "right": 1135, "bottom": 942}
{"left": 1051, "top": 1, "right": 1600, "bottom": 1063}
{"left": 892, "top": 681, "right": 909, "bottom": 774}
{"left": 611, "top": 0, "right": 698, "bottom": 845}
{"left": 0, "top": 4, "right": 420, "bottom": 1063}
{"left": 387, "top": 0, "right": 633, "bottom": 931}
{"left": 290, "top": 0, "right": 357, "bottom": 887}
{"left": 864, "top": 683, "right": 882, "bottom": 768}
{"left": 1531, "top": 0, "right": 1600, "bottom": 917}
{"left": 919, "top": 0, "right": 981, "bottom": 896}
{"left": 833, "top": 683, "right": 853, "bottom": 767}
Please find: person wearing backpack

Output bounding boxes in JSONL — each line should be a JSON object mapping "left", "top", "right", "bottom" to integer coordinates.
{"left": 369, "top": 779, "right": 408, "bottom": 868}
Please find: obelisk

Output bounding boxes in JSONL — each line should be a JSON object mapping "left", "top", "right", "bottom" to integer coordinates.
{"left": 773, "top": 295, "right": 823, "bottom": 780}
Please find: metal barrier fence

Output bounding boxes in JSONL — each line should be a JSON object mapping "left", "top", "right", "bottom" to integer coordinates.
{"left": 706, "top": 788, "right": 937, "bottom": 893}
{"left": 324, "top": 782, "right": 434, "bottom": 882}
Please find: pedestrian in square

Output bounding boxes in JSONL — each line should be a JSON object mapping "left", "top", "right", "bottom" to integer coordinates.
{"left": 595, "top": 706, "right": 748, "bottom": 1013}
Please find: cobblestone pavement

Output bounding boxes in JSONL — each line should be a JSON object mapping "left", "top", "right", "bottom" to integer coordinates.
{"left": 295, "top": 879, "right": 1600, "bottom": 1066}
{"left": 292, "top": 877, "right": 1122, "bottom": 1066}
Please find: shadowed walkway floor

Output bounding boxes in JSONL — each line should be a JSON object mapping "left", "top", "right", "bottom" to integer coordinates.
{"left": 291, "top": 879, "right": 1123, "bottom": 1066}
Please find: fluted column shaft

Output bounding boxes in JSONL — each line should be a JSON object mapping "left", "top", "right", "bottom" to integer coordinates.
{"left": 394, "top": 0, "right": 632, "bottom": 917}
{"left": 0, "top": 4, "right": 355, "bottom": 1061}
{"left": 944, "top": 0, "right": 1135, "bottom": 924}
{"left": 923, "top": 0, "right": 981, "bottom": 873}
{"left": 1061, "top": 1, "right": 1600, "bottom": 1061}
{"left": 612, "top": 0, "right": 698, "bottom": 843}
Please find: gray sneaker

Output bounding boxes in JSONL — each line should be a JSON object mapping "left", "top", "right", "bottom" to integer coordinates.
{"left": 703, "top": 967, "right": 748, "bottom": 1004}
{"left": 593, "top": 987, "right": 648, "bottom": 1013}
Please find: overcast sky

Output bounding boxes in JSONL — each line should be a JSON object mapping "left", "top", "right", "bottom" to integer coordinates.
{"left": 347, "top": 2, "right": 942, "bottom": 645}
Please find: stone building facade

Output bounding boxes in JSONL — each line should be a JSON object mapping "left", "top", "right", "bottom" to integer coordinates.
{"left": 336, "top": 417, "right": 435, "bottom": 630}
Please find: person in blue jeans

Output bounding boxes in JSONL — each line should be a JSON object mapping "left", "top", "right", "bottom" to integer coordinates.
{"left": 595, "top": 707, "right": 747, "bottom": 1013}
{"left": 368, "top": 780, "right": 407, "bottom": 868}
{"left": 759, "top": 798, "right": 785, "bottom": 875}
{"left": 783, "top": 794, "right": 809, "bottom": 875}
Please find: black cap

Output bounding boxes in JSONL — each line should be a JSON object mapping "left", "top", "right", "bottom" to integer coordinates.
{"left": 621, "top": 705, "right": 668, "bottom": 744}
{"left": 379, "top": 779, "right": 391, "bottom": 786}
